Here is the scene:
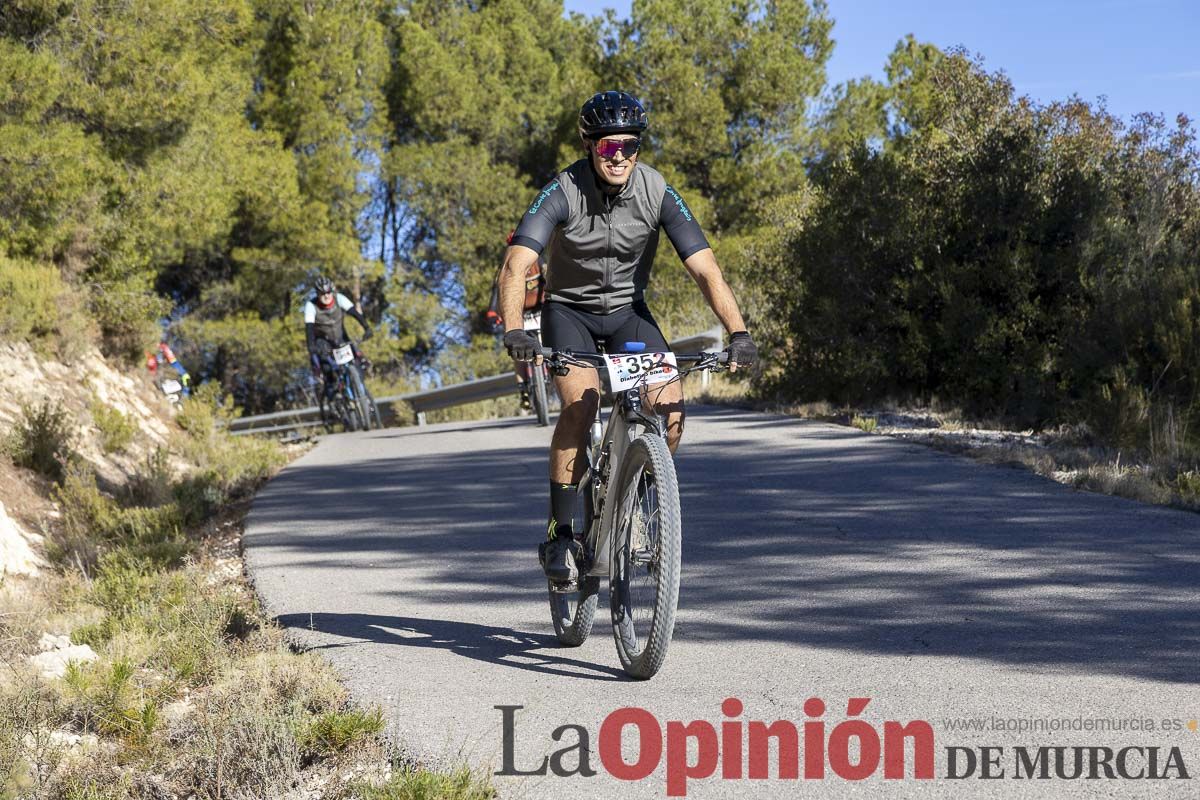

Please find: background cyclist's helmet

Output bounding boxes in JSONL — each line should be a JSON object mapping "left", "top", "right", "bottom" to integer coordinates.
{"left": 313, "top": 276, "right": 334, "bottom": 296}
{"left": 578, "top": 91, "right": 648, "bottom": 139}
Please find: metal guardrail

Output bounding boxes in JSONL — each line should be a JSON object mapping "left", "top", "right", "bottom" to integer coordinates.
{"left": 228, "top": 326, "right": 724, "bottom": 436}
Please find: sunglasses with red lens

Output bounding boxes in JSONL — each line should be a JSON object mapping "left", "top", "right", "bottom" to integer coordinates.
{"left": 593, "top": 137, "right": 641, "bottom": 159}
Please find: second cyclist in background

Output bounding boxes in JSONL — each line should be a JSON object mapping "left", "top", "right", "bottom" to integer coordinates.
{"left": 304, "top": 276, "right": 373, "bottom": 402}
{"left": 486, "top": 232, "right": 551, "bottom": 420}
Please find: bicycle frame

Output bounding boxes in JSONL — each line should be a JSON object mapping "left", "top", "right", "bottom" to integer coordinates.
{"left": 581, "top": 385, "right": 664, "bottom": 578}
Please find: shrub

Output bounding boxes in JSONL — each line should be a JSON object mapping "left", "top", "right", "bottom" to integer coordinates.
{"left": 0, "top": 257, "right": 92, "bottom": 357}
{"left": 51, "top": 467, "right": 188, "bottom": 570}
{"left": 1174, "top": 471, "right": 1200, "bottom": 508}
{"left": 297, "top": 708, "right": 385, "bottom": 761}
{"left": 6, "top": 399, "right": 74, "bottom": 481}
{"left": 91, "top": 401, "right": 135, "bottom": 454}
{"left": 87, "top": 278, "right": 171, "bottom": 362}
{"left": 342, "top": 766, "right": 496, "bottom": 800}
{"left": 175, "top": 383, "right": 284, "bottom": 502}
{"left": 123, "top": 447, "right": 175, "bottom": 507}
{"left": 851, "top": 415, "right": 878, "bottom": 433}
{"left": 61, "top": 659, "right": 161, "bottom": 749}
{"left": 0, "top": 674, "right": 69, "bottom": 797}
{"left": 165, "top": 652, "right": 348, "bottom": 794}
{"left": 174, "top": 382, "right": 238, "bottom": 441}
{"left": 169, "top": 687, "right": 303, "bottom": 796}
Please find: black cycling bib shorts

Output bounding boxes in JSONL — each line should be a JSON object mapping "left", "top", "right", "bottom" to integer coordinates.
{"left": 541, "top": 300, "right": 669, "bottom": 355}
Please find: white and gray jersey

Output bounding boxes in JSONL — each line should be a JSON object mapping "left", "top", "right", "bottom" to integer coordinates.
{"left": 510, "top": 159, "right": 710, "bottom": 314}
{"left": 303, "top": 293, "right": 355, "bottom": 347}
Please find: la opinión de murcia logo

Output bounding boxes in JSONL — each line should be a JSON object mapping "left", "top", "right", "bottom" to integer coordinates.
{"left": 498, "top": 697, "right": 934, "bottom": 796}
{"left": 496, "top": 699, "right": 1192, "bottom": 797}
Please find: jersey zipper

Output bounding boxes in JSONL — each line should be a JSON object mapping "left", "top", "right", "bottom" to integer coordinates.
{"left": 603, "top": 193, "right": 614, "bottom": 313}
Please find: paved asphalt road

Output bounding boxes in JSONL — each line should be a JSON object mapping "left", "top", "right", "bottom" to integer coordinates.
{"left": 244, "top": 406, "right": 1200, "bottom": 799}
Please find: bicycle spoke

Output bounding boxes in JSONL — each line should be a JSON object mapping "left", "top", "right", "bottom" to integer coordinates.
{"left": 621, "top": 464, "right": 663, "bottom": 651}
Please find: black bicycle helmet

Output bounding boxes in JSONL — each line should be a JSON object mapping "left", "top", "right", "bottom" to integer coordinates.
{"left": 313, "top": 276, "right": 334, "bottom": 295}
{"left": 578, "top": 91, "right": 648, "bottom": 138}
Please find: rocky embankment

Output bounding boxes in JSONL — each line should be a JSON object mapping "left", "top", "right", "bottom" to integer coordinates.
{"left": 0, "top": 341, "right": 176, "bottom": 670}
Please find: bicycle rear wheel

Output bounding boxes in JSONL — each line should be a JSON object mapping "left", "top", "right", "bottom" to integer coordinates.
{"left": 609, "top": 433, "right": 681, "bottom": 680}
{"left": 549, "top": 576, "right": 600, "bottom": 646}
{"left": 531, "top": 364, "right": 550, "bottom": 427}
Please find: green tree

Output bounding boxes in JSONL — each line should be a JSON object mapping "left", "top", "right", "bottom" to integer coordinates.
{"left": 762, "top": 46, "right": 1200, "bottom": 456}
{"left": 251, "top": 0, "right": 390, "bottom": 286}
{"left": 613, "top": 0, "right": 833, "bottom": 233}
{"left": 381, "top": 0, "right": 602, "bottom": 356}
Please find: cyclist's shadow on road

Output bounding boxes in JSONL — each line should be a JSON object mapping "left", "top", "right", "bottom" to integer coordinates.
{"left": 276, "top": 612, "right": 631, "bottom": 682}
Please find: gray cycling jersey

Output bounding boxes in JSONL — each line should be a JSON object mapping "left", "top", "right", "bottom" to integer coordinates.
{"left": 510, "top": 159, "right": 709, "bottom": 314}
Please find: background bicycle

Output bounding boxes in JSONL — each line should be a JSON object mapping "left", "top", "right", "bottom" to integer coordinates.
{"left": 316, "top": 340, "right": 381, "bottom": 433}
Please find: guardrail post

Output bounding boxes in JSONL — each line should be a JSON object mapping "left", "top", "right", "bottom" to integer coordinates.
{"left": 416, "top": 411, "right": 427, "bottom": 426}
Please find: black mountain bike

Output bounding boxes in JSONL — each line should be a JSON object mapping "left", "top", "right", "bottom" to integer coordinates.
{"left": 319, "top": 341, "right": 382, "bottom": 432}
{"left": 537, "top": 343, "right": 728, "bottom": 680}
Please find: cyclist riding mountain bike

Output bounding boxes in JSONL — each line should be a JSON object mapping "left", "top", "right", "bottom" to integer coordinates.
{"left": 304, "top": 276, "right": 373, "bottom": 400}
{"left": 499, "top": 90, "right": 758, "bottom": 586}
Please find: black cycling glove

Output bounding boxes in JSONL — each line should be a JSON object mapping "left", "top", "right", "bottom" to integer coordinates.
{"left": 504, "top": 329, "right": 542, "bottom": 362}
{"left": 727, "top": 331, "right": 757, "bottom": 369}
{"left": 361, "top": 327, "right": 374, "bottom": 341}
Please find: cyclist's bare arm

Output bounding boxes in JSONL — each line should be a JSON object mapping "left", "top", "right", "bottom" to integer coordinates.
{"left": 682, "top": 248, "right": 749, "bottom": 371}
{"left": 500, "top": 244, "right": 540, "bottom": 335}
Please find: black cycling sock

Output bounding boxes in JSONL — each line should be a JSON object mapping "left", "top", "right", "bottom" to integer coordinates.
{"left": 548, "top": 482, "right": 577, "bottom": 539}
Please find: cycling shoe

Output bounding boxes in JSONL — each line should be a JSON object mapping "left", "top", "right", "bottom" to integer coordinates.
{"left": 538, "top": 535, "right": 581, "bottom": 584}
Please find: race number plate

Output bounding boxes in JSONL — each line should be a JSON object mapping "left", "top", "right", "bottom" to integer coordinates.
{"left": 160, "top": 379, "right": 182, "bottom": 395}
{"left": 332, "top": 343, "right": 355, "bottom": 365}
{"left": 522, "top": 311, "right": 541, "bottom": 331}
{"left": 604, "top": 352, "right": 678, "bottom": 392}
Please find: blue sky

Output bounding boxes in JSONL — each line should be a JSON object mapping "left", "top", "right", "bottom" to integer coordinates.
{"left": 563, "top": 0, "right": 1199, "bottom": 123}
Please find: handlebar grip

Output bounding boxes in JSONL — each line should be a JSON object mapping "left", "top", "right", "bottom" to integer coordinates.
{"left": 539, "top": 347, "right": 555, "bottom": 359}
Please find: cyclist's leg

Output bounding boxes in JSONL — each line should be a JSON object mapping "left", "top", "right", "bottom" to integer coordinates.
{"left": 314, "top": 342, "right": 336, "bottom": 399}
{"left": 610, "top": 302, "right": 684, "bottom": 452}
{"left": 542, "top": 302, "right": 600, "bottom": 497}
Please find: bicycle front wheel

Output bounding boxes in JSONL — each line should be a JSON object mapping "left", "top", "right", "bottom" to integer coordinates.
{"left": 337, "top": 388, "right": 361, "bottom": 431}
{"left": 319, "top": 395, "right": 336, "bottom": 434}
{"left": 347, "top": 365, "right": 374, "bottom": 430}
{"left": 609, "top": 433, "right": 681, "bottom": 680}
{"left": 367, "top": 388, "right": 383, "bottom": 429}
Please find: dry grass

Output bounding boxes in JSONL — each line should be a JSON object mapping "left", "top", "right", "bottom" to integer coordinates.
{"left": 1, "top": 390, "right": 494, "bottom": 799}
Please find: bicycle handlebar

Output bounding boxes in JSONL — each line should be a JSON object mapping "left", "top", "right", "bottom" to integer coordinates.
{"left": 536, "top": 348, "right": 729, "bottom": 368}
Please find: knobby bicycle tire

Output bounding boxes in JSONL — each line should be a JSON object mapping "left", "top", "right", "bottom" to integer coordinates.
{"left": 531, "top": 364, "right": 550, "bottom": 427}
{"left": 319, "top": 395, "right": 336, "bottom": 434}
{"left": 609, "top": 433, "right": 681, "bottom": 680}
{"left": 549, "top": 575, "right": 600, "bottom": 646}
{"left": 367, "top": 387, "right": 383, "bottom": 429}
{"left": 347, "top": 364, "right": 374, "bottom": 431}
{"left": 338, "top": 384, "right": 361, "bottom": 431}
